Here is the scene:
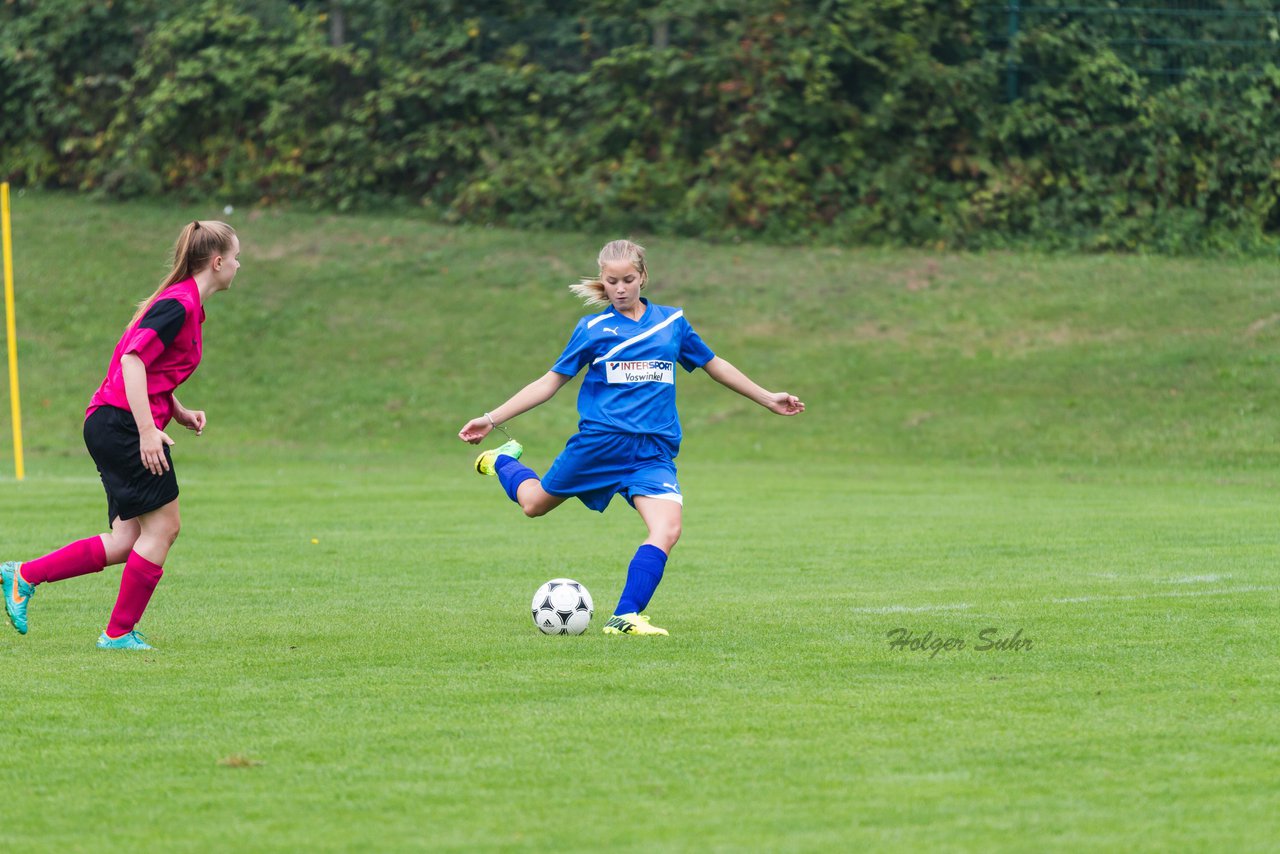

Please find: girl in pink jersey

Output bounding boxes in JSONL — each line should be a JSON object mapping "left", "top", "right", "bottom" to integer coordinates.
{"left": 1, "top": 221, "right": 240, "bottom": 650}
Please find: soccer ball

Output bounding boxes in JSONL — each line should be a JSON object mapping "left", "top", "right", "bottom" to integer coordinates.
{"left": 531, "top": 578, "right": 594, "bottom": 635}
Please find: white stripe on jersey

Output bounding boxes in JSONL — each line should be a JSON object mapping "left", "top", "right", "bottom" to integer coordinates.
{"left": 638, "top": 492, "right": 684, "bottom": 506}
{"left": 586, "top": 312, "right": 617, "bottom": 328}
{"left": 592, "top": 310, "right": 684, "bottom": 365}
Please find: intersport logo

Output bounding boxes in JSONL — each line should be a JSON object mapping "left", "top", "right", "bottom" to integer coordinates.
{"left": 606, "top": 359, "right": 674, "bottom": 384}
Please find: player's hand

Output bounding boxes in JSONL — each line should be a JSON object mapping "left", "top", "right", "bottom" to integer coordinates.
{"left": 175, "top": 407, "right": 207, "bottom": 436}
{"left": 139, "top": 428, "right": 176, "bottom": 476}
{"left": 458, "top": 417, "right": 494, "bottom": 444}
{"left": 766, "top": 392, "right": 805, "bottom": 416}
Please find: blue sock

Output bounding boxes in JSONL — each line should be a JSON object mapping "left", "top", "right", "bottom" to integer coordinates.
{"left": 495, "top": 454, "right": 540, "bottom": 504}
{"left": 614, "top": 544, "right": 668, "bottom": 615}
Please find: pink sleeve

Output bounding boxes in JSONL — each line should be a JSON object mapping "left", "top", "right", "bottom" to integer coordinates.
{"left": 122, "top": 297, "right": 188, "bottom": 366}
{"left": 121, "top": 327, "right": 167, "bottom": 367}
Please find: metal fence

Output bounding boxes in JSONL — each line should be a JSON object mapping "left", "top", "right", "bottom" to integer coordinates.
{"left": 989, "top": 2, "right": 1280, "bottom": 99}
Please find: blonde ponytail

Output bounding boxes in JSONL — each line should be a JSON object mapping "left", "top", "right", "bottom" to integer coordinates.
{"left": 568, "top": 278, "right": 610, "bottom": 308}
{"left": 568, "top": 239, "right": 648, "bottom": 308}
{"left": 128, "top": 220, "right": 236, "bottom": 327}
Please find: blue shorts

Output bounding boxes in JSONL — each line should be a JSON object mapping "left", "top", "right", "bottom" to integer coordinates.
{"left": 542, "top": 432, "right": 683, "bottom": 513}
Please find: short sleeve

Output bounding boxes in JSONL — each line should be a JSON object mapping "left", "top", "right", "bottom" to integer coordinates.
{"left": 551, "top": 319, "right": 592, "bottom": 377}
{"left": 122, "top": 298, "right": 187, "bottom": 366}
{"left": 677, "top": 317, "right": 715, "bottom": 372}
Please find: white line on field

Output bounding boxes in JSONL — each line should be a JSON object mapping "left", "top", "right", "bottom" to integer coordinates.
{"left": 1050, "top": 585, "right": 1273, "bottom": 604}
{"left": 853, "top": 585, "right": 1275, "bottom": 613}
{"left": 850, "top": 603, "right": 974, "bottom": 614}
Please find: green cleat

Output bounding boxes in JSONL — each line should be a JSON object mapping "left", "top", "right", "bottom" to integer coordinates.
{"left": 474, "top": 439, "right": 523, "bottom": 476}
{"left": 97, "top": 630, "right": 154, "bottom": 651}
{"left": 1, "top": 561, "right": 34, "bottom": 635}
{"left": 602, "top": 612, "right": 669, "bottom": 636}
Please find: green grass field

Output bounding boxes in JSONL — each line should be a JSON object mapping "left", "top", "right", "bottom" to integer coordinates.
{"left": 1, "top": 192, "right": 1277, "bottom": 851}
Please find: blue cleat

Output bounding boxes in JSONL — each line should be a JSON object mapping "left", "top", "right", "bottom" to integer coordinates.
{"left": 1, "top": 561, "right": 34, "bottom": 635}
{"left": 97, "top": 630, "right": 154, "bottom": 651}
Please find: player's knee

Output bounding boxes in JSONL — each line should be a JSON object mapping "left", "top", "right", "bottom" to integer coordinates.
{"left": 103, "top": 532, "right": 138, "bottom": 564}
{"left": 652, "top": 521, "right": 681, "bottom": 551}
{"left": 519, "top": 488, "right": 557, "bottom": 518}
{"left": 157, "top": 517, "right": 182, "bottom": 546}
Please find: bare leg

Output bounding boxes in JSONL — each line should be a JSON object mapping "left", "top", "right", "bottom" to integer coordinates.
{"left": 515, "top": 479, "right": 569, "bottom": 518}
{"left": 100, "top": 516, "right": 142, "bottom": 565}
{"left": 133, "top": 500, "right": 181, "bottom": 565}
{"left": 603, "top": 496, "right": 683, "bottom": 633}
{"left": 103, "top": 499, "right": 180, "bottom": 640}
{"left": 13, "top": 519, "right": 135, "bottom": 587}
{"left": 633, "top": 495, "right": 682, "bottom": 554}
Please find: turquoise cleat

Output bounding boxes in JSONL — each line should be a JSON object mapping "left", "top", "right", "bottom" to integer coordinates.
{"left": 474, "top": 439, "right": 523, "bottom": 476}
{"left": 97, "top": 630, "right": 154, "bottom": 651}
{"left": 1, "top": 561, "right": 34, "bottom": 635}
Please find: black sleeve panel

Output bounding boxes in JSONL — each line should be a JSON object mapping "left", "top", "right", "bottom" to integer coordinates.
{"left": 138, "top": 298, "right": 188, "bottom": 348}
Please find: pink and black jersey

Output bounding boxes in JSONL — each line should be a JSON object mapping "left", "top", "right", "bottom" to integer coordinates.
{"left": 86, "top": 278, "right": 205, "bottom": 431}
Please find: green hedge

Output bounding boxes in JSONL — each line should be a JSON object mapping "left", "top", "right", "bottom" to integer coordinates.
{"left": 2, "top": 0, "right": 1278, "bottom": 251}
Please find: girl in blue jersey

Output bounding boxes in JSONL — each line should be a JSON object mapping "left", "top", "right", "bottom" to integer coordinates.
{"left": 458, "top": 240, "right": 804, "bottom": 636}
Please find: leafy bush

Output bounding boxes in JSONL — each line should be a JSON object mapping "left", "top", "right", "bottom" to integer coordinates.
{"left": 1, "top": 0, "right": 1276, "bottom": 252}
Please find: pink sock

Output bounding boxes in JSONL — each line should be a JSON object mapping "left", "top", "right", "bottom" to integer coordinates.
{"left": 106, "top": 552, "right": 164, "bottom": 638}
{"left": 20, "top": 536, "right": 108, "bottom": 585}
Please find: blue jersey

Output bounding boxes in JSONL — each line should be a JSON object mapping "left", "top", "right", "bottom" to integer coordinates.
{"left": 551, "top": 299, "right": 715, "bottom": 445}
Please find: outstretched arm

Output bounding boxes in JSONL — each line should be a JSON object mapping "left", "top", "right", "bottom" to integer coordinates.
{"left": 458, "top": 371, "right": 575, "bottom": 443}
{"left": 701, "top": 356, "right": 805, "bottom": 416}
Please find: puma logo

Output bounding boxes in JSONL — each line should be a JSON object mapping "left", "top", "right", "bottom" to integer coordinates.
{"left": 602, "top": 326, "right": 619, "bottom": 335}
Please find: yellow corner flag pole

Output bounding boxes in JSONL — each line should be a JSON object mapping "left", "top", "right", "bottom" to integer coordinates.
{"left": 1, "top": 182, "right": 24, "bottom": 481}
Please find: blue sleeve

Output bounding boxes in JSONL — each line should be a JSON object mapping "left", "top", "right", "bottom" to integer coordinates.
{"left": 551, "top": 319, "right": 592, "bottom": 377}
{"left": 677, "top": 317, "right": 716, "bottom": 372}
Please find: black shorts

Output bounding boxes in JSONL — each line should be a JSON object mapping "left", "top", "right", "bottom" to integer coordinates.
{"left": 83, "top": 405, "right": 179, "bottom": 526}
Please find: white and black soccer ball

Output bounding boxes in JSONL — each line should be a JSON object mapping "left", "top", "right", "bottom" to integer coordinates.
{"left": 531, "top": 578, "right": 594, "bottom": 635}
